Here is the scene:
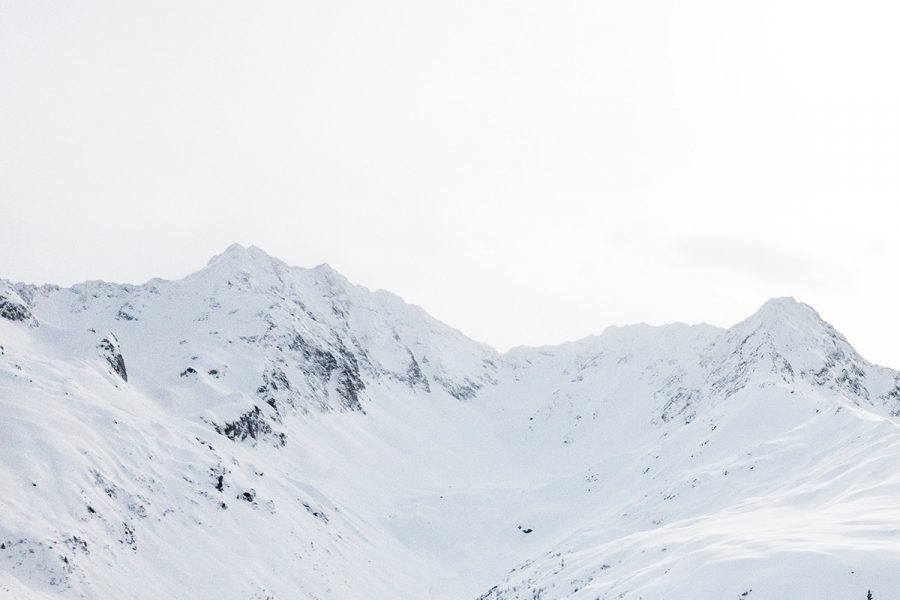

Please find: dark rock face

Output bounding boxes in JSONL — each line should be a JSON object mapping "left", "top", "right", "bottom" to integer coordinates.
{"left": 287, "top": 333, "right": 365, "bottom": 412}
{"left": 116, "top": 303, "right": 138, "bottom": 321}
{"left": 404, "top": 350, "right": 431, "bottom": 392}
{"left": 121, "top": 522, "right": 136, "bottom": 551}
{"left": 334, "top": 343, "right": 365, "bottom": 411}
{"left": 98, "top": 334, "right": 128, "bottom": 382}
{"left": 885, "top": 377, "right": 900, "bottom": 416}
{"left": 301, "top": 501, "right": 329, "bottom": 523}
{"left": 660, "top": 385, "right": 701, "bottom": 424}
{"left": 214, "top": 406, "right": 286, "bottom": 447}
{"left": 434, "top": 375, "right": 481, "bottom": 401}
{"left": 809, "top": 348, "right": 869, "bottom": 400}
{"left": 210, "top": 464, "right": 228, "bottom": 492}
{"left": 0, "top": 295, "right": 32, "bottom": 322}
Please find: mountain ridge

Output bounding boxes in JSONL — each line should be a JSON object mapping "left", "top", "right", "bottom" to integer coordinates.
{"left": 2, "top": 245, "right": 899, "bottom": 599}
{"left": 3, "top": 244, "right": 886, "bottom": 368}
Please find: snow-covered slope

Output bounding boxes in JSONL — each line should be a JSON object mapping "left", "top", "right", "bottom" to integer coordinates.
{"left": 1, "top": 245, "right": 898, "bottom": 599}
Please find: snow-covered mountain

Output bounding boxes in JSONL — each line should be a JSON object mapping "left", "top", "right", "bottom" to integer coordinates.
{"left": 2, "top": 244, "right": 898, "bottom": 600}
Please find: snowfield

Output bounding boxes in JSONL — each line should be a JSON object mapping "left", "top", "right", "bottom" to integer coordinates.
{"left": 1, "top": 244, "right": 898, "bottom": 599}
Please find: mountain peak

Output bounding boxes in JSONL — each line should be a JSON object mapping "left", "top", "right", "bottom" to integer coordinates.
{"left": 207, "top": 243, "right": 282, "bottom": 267}
{"left": 756, "top": 296, "right": 819, "bottom": 318}
{"left": 738, "top": 296, "right": 828, "bottom": 338}
{"left": 188, "top": 244, "right": 292, "bottom": 289}
{"left": 704, "top": 295, "right": 878, "bottom": 402}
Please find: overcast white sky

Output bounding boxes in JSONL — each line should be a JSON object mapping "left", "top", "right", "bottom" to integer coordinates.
{"left": 1, "top": 0, "right": 898, "bottom": 367}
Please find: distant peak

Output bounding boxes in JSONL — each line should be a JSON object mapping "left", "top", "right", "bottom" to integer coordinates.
{"left": 206, "top": 243, "right": 284, "bottom": 268}
{"left": 721, "top": 295, "right": 856, "bottom": 364}
{"left": 309, "top": 262, "right": 355, "bottom": 292}
{"left": 761, "top": 295, "right": 800, "bottom": 307}
{"left": 224, "top": 242, "right": 248, "bottom": 254}
{"left": 751, "top": 296, "right": 823, "bottom": 324}
{"left": 727, "top": 297, "right": 828, "bottom": 341}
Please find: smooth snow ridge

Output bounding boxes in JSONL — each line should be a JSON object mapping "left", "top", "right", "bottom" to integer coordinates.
{"left": 1, "top": 244, "right": 898, "bottom": 600}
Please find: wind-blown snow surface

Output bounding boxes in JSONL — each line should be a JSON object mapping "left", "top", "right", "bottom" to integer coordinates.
{"left": 1, "top": 245, "right": 899, "bottom": 600}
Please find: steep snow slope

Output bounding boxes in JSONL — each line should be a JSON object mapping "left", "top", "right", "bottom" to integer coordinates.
{"left": 1, "top": 245, "right": 898, "bottom": 600}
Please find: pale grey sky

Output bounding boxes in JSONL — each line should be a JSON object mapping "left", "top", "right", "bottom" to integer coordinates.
{"left": 1, "top": 0, "right": 898, "bottom": 367}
